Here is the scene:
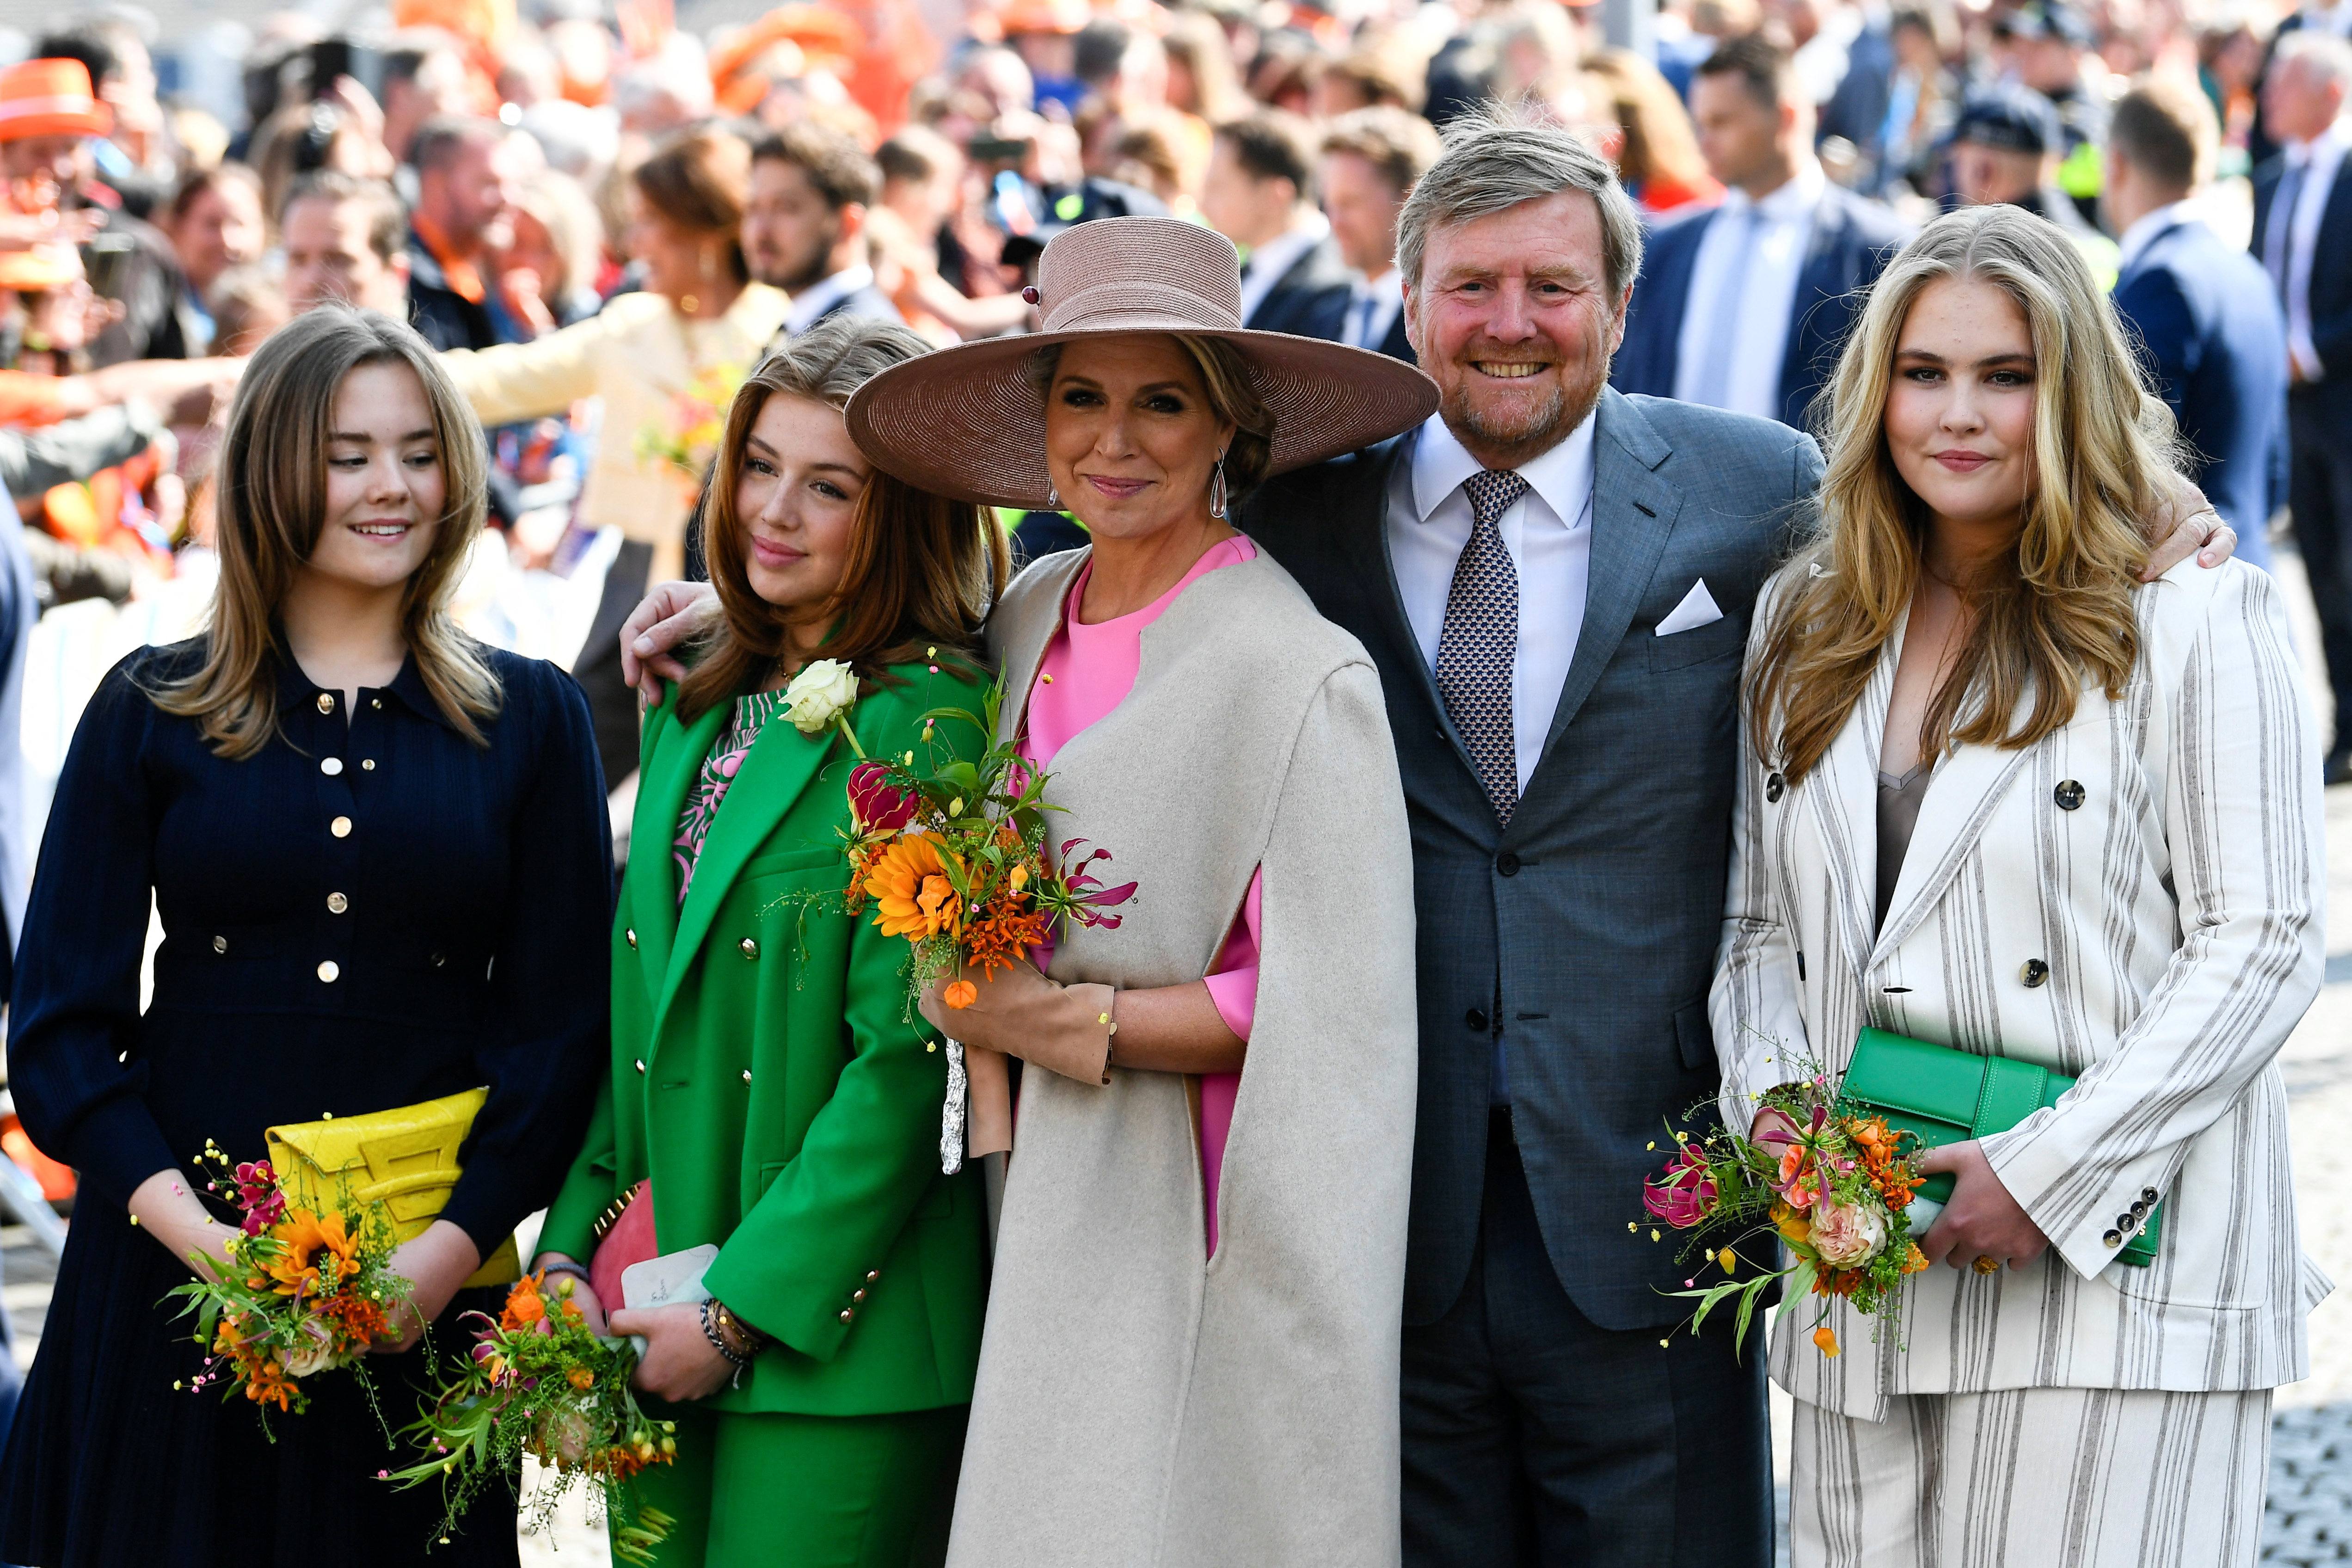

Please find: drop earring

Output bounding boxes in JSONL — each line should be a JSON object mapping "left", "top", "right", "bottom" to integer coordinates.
{"left": 1209, "top": 452, "right": 1229, "bottom": 520}
{"left": 1046, "top": 480, "right": 1060, "bottom": 509}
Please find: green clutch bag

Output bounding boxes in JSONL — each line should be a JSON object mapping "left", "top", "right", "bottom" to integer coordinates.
{"left": 1841, "top": 1027, "right": 2161, "bottom": 1269}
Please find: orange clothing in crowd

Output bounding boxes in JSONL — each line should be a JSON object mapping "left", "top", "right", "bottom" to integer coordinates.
{"left": 0, "top": 371, "right": 68, "bottom": 428}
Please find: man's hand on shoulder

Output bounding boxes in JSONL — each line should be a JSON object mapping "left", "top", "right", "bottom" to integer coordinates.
{"left": 2141, "top": 476, "right": 2236, "bottom": 581}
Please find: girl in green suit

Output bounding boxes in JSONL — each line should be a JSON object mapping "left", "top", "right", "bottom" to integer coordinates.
{"left": 534, "top": 317, "right": 1009, "bottom": 1566}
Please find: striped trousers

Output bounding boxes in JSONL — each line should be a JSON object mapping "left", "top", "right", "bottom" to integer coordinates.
{"left": 1791, "top": 1387, "right": 2272, "bottom": 1568}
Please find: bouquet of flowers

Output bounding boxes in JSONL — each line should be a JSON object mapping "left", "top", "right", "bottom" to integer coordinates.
{"left": 778, "top": 657, "right": 1137, "bottom": 1168}
{"left": 633, "top": 361, "right": 747, "bottom": 484}
{"left": 165, "top": 1143, "right": 415, "bottom": 1431}
{"left": 388, "top": 1271, "right": 676, "bottom": 1563}
{"left": 1640, "top": 1061, "right": 1931, "bottom": 1359}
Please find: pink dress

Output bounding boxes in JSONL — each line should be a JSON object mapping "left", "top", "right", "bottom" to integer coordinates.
{"left": 1021, "top": 535, "right": 1262, "bottom": 1257}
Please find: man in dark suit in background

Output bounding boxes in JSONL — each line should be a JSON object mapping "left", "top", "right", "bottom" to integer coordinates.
{"left": 2107, "top": 78, "right": 2286, "bottom": 573}
{"left": 1202, "top": 109, "right": 1354, "bottom": 341}
{"left": 2253, "top": 31, "right": 2352, "bottom": 781}
{"left": 1320, "top": 106, "right": 1444, "bottom": 364}
{"left": 1611, "top": 34, "right": 1910, "bottom": 432}
{"left": 748, "top": 123, "right": 904, "bottom": 347}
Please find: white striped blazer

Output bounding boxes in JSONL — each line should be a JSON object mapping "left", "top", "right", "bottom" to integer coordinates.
{"left": 1711, "top": 557, "right": 2333, "bottom": 1423}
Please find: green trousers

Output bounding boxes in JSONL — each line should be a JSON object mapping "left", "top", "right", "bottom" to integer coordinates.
{"left": 617, "top": 1404, "right": 966, "bottom": 1568}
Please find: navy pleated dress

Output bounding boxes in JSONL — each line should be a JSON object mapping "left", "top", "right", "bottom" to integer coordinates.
{"left": 0, "top": 639, "right": 612, "bottom": 1567}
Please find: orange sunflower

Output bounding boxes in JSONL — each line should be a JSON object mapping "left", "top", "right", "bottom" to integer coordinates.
{"left": 262, "top": 1209, "right": 361, "bottom": 1297}
{"left": 863, "top": 833, "right": 964, "bottom": 941}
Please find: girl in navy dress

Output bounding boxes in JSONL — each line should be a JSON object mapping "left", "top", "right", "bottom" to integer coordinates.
{"left": 0, "top": 306, "right": 613, "bottom": 1566}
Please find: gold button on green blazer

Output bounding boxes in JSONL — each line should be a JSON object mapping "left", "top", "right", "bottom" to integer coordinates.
{"left": 539, "top": 663, "right": 989, "bottom": 1416}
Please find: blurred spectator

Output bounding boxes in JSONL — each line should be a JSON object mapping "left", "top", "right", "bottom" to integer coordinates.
{"left": 160, "top": 164, "right": 263, "bottom": 356}
{"left": 1001, "top": 0, "right": 1089, "bottom": 113}
{"left": 0, "top": 58, "right": 188, "bottom": 366}
{"left": 1316, "top": 35, "right": 1434, "bottom": 117}
{"left": 380, "top": 37, "right": 476, "bottom": 166}
{"left": 405, "top": 117, "right": 529, "bottom": 351}
{"left": 1246, "top": 35, "right": 1330, "bottom": 118}
{"left": 504, "top": 172, "right": 605, "bottom": 332}
{"left": 748, "top": 123, "right": 902, "bottom": 337}
{"left": 438, "top": 127, "right": 790, "bottom": 781}
{"left": 37, "top": 19, "right": 173, "bottom": 219}
{"left": 203, "top": 264, "right": 289, "bottom": 358}
{"left": 1106, "top": 115, "right": 1202, "bottom": 212}
{"left": 1990, "top": 2, "right": 2108, "bottom": 221}
{"left": 1489, "top": 2, "right": 1587, "bottom": 107}
{"left": 1164, "top": 11, "right": 1247, "bottom": 124}
{"left": 1615, "top": 33, "right": 1910, "bottom": 430}
{"left": 2107, "top": 76, "right": 2284, "bottom": 574}
{"left": 867, "top": 123, "right": 1029, "bottom": 340}
{"left": 1202, "top": 109, "right": 1351, "bottom": 339}
{"left": 2256, "top": 31, "right": 2352, "bottom": 782}
{"left": 1947, "top": 80, "right": 2119, "bottom": 281}
{"left": 2201, "top": 21, "right": 2269, "bottom": 165}
{"left": 249, "top": 97, "right": 396, "bottom": 234}
{"left": 1582, "top": 48, "right": 1725, "bottom": 214}
{"left": 1318, "top": 105, "right": 1440, "bottom": 362}
{"left": 1878, "top": 5, "right": 1960, "bottom": 195}
{"left": 281, "top": 171, "right": 412, "bottom": 318}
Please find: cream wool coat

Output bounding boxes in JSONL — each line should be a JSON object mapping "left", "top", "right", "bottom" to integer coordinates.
{"left": 946, "top": 547, "right": 1419, "bottom": 1568}
{"left": 438, "top": 283, "right": 789, "bottom": 582}
{"left": 1712, "top": 557, "right": 2333, "bottom": 1424}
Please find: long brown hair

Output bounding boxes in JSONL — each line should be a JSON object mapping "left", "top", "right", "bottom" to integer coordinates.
{"left": 633, "top": 128, "right": 752, "bottom": 286}
{"left": 677, "top": 316, "right": 1010, "bottom": 723}
{"left": 147, "top": 305, "right": 499, "bottom": 757}
{"left": 1747, "top": 204, "right": 2175, "bottom": 784}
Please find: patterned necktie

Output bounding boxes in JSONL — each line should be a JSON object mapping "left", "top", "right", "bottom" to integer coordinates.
{"left": 1437, "top": 468, "right": 1529, "bottom": 824}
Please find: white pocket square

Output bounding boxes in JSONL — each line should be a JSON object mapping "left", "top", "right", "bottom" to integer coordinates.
{"left": 1655, "top": 578, "right": 1724, "bottom": 637}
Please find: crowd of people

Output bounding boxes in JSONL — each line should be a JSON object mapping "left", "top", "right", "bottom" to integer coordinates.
{"left": 0, "top": 0, "right": 2340, "bottom": 1563}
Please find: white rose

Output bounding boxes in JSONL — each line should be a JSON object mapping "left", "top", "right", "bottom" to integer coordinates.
{"left": 783, "top": 658, "right": 860, "bottom": 735}
{"left": 1807, "top": 1199, "right": 1888, "bottom": 1269}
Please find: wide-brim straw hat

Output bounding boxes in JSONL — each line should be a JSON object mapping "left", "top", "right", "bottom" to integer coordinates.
{"left": 844, "top": 216, "right": 1438, "bottom": 511}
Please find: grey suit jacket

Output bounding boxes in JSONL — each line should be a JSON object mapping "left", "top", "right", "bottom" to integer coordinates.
{"left": 1243, "top": 387, "right": 1823, "bottom": 1329}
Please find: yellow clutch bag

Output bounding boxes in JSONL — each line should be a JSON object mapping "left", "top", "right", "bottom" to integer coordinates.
{"left": 265, "top": 1088, "right": 522, "bottom": 1290}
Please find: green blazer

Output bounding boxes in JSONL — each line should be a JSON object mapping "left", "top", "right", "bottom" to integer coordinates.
{"left": 539, "top": 662, "right": 989, "bottom": 1417}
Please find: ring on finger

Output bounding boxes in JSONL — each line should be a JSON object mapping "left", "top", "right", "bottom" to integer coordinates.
{"left": 1971, "top": 1254, "right": 2000, "bottom": 1274}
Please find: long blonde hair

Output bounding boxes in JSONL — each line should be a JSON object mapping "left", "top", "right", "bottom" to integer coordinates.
{"left": 148, "top": 306, "right": 500, "bottom": 756}
{"left": 1746, "top": 205, "right": 2177, "bottom": 783}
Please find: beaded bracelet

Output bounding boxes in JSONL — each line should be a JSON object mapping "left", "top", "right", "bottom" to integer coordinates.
{"left": 700, "top": 1298, "right": 752, "bottom": 1388}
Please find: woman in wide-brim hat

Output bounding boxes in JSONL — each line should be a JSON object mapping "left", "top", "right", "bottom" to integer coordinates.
{"left": 848, "top": 214, "right": 1432, "bottom": 1568}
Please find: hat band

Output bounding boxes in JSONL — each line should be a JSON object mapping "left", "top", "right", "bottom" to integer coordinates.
{"left": 1044, "top": 279, "right": 1240, "bottom": 334}
{"left": 0, "top": 95, "right": 101, "bottom": 122}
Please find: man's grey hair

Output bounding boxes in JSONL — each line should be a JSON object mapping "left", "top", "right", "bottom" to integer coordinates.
{"left": 2277, "top": 29, "right": 2352, "bottom": 90}
{"left": 1396, "top": 101, "right": 1645, "bottom": 303}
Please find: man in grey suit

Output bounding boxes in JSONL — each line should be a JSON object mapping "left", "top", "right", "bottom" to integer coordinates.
{"left": 1243, "top": 105, "right": 2231, "bottom": 1566}
{"left": 1243, "top": 102, "right": 1808, "bottom": 1568}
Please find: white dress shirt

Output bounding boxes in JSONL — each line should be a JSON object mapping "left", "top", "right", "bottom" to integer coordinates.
{"left": 1672, "top": 160, "right": 1827, "bottom": 421}
{"left": 1386, "top": 408, "right": 1598, "bottom": 791}
{"left": 1236, "top": 210, "right": 1330, "bottom": 327}
{"left": 1343, "top": 266, "right": 1406, "bottom": 351}
{"left": 2116, "top": 197, "right": 2195, "bottom": 275}
{"left": 2267, "top": 122, "right": 2347, "bottom": 381}
{"left": 783, "top": 263, "right": 877, "bottom": 336}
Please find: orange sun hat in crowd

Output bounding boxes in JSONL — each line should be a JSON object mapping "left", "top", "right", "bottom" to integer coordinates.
{"left": 0, "top": 58, "right": 112, "bottom": 142}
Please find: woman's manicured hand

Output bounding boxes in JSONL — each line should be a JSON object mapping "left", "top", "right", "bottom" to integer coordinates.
{"left": 529, "top": 1253, "right": 609, "bottom": 1335}
{"left": 127, "top": 1167, "right": 235, "bottom": 1281}
{"left": 620, "top": 580, "right": 721, "bottom": 696}
{"left": 1915, "top": 1140, "right": 2049, "bottom": 1272}
{"left": 610, "top": 1302, "right": 734, "bottom": 1402}
{"left": 372, "top": 1220, "right": 483, "bottom": 1353}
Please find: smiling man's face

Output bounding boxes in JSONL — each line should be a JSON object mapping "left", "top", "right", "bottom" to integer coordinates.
{"left": 1404, "top": 189, "right": 1628, "bottom": 469}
